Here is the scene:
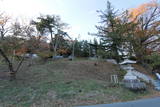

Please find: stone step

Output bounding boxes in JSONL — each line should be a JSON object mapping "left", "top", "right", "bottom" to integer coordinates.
{"left": 153, "top": 80, "right": 160, "bottom": 85}
{"left": 153, "top": 82, "right": 160, "bottom": 85}
{"left": 121, "top": 64, "right": 160, "bottom": 91}
{"left": 154, "top": 84, "right": 160, "bottom": 87}
{"left": 152, "top": 80, "right": 160, "bottom": 90}
{"left": 154, "top": 80, "right": 160, "bottom": 83}
{"left": 155, "top": 87, "right": 160, "bottom": 91}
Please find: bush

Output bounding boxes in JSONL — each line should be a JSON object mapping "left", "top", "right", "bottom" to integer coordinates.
{"left": 118, "top": 69, "right": 127, "bottom": 80}
{"left": 129, "top": 56, "right": 137, "bottom": 61}
{"left": 97, "top": 49, "right": 107, "bottom": 59}
{"left": 37, "top": 51, "right": 53, "bottom": 60}
{"left": 146, "top": 53, "right": 160, "bottom": 69}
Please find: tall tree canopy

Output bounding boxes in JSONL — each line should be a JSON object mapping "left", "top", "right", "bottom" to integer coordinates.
{"left": 128, "top": 1, "right": 160, "bottom": 63}
{"left": 96, "top": 1, "right": 127, "bottom": 62}
{"left": 32, "top": 15, "right": 68, "bottom": 55}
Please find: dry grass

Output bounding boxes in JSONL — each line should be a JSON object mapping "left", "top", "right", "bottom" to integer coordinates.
{"left": 0, "top": 58, "right": 159, "bottom": 107}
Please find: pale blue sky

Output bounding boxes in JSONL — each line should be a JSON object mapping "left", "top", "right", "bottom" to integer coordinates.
{"left": 0, "top": 0, "right": 151, "bottom": 40}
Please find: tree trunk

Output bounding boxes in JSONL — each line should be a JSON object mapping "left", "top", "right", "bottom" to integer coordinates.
{"left": 50, "top": 30, "right": 54, "bottom": 52}
{"left": 53, "top": 34, "right": 59, "bottom": 57}
{"left": 54, "top": 35, "right": 58, "bottom": 57}
{"left": 0, "top": 48, "right": 16, "bottom": 80}
{"left": 9, "top": 72, "right": 16, "bottom": 81}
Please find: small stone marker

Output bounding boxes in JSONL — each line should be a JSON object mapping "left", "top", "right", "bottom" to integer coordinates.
{"left": 111, "top": 75, "right": 119, "bottom": 84}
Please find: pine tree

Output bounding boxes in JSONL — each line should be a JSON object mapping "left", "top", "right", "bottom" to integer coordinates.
{"left": 96, "top": 1, "right": 124, "bottom": 62}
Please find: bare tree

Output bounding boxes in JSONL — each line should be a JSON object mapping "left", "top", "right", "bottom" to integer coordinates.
{"left": 129, "top": 1, "right": 160, "bottom": 63}
{"left": 0, "top": 13, "right": 10, "bottom": 39}
{"left": 0, "top": 19, "right": 27, "bottom": 80}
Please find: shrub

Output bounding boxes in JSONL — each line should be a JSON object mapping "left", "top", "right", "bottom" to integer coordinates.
{"left": 145, "top": 53, "right": 160, "bottom": 72}
{"left": 97, "top": 49, "right": 107, "bottom": 59}
{"left": 118, "top": 69, "right": 127, "bottom": 80}
{"left": 37, "top": 51, "right": 53, "bottom": 60}
{"left": 129, "top": 56, "right": 137, "bottom": 61}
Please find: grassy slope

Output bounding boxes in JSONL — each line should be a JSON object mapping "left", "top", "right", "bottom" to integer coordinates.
{"left": 0, "top": 59, "right": 158, "bottom": 107}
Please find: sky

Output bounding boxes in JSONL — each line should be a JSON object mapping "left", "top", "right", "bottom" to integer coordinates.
{"left": 0, "top": 0, "right": 151, "bottom": 40}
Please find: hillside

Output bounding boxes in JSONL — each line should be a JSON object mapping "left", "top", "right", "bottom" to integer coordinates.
{"left": 0, "top": 59, "right": 159, "bottom": 107}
